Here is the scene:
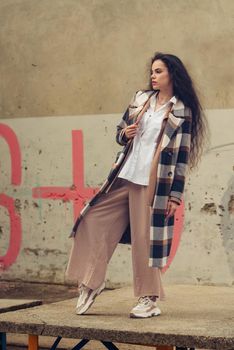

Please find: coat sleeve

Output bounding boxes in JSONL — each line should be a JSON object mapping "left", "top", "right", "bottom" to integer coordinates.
{"left": 116, "top": 91, "right": 140, "bottom": 146}
{"left": 169, "top": 116, "right": 192, "bottom": 204}
{"left": 116, "top": 108, "right": 130, "bottom": 146}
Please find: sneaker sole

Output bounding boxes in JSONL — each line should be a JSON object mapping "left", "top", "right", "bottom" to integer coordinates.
{"left": 130, "top": 307, "right": 161, "bottom": 319}
{"left": 76, "top": 282, "right": 105, "bottom": 315}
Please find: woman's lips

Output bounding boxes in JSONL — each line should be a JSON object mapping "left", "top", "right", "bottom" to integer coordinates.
{"left": 152, "top": 81, "right": 157, "bottom": 85}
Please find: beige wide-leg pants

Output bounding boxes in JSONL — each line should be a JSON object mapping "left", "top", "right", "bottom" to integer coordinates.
{"left": 65, "top": 178, "right": 166, "bottom": 301}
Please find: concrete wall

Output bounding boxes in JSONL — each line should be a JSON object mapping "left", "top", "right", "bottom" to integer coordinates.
{"left": 0, "top": 0, "right": 234, "bottom": 119}
{"left": 0, "top": 0, "right": 234, "bottom": 287}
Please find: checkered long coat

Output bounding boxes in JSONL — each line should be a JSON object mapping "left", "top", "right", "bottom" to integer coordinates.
{"left": 70, "top": 90, "right": 192, "bottom": 268}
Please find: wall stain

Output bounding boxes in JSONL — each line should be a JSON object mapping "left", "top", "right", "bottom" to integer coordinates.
{"left": 14, "top": 198, "right": 22, "bottom": 214}
{"left": 200, "top": 202, "right": 217, "bottom": 215}
{"left": 24, "top": 199, "right": 29, "bottom": 209}
{"left": 218, "top": 204, "right": 225, "bottom": 212}
{"left": 23, "top": 248, "right": 66, "bottom": 256}
{"left": 220, "top": 176, "right": 234, "bottom": 277}
{"left": 228, "top": 195, "right": 234, "bottom": 214}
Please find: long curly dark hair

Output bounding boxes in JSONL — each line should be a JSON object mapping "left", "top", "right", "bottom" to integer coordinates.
{"left": 147, "top": 52, "right": 209, "bottom": 170}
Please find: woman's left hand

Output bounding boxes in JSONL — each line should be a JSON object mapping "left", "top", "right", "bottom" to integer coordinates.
{"left": 165, "top": 200, "right": 179, "bottom": 218}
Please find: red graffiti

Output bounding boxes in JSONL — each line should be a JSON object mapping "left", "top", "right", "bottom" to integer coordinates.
{"left": 0, "top": 194, "right": 22, "bottom": 269}
{"left": 32, "top": 130, "right": 99, "bottom": 220}
{"left": 163, "top": 199, "right": 184, "bottom": 273}
{"left": 0, "top": 123, "right": 21, "bottom": 185}
{"left": 0, "top": 123, "right": 22, "bottom": 269}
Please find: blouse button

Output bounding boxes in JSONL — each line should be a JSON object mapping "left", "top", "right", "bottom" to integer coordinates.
{"left": 168, "top": 171, "right": 173, "bottom": 177}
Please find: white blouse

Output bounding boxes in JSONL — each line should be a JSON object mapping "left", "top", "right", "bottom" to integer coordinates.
{"left": 118, "top": 94, "right": 177, "bottom": 186}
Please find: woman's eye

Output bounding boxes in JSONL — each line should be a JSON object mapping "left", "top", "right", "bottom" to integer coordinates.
{"left": 151, "top": 70, "right": 162, "bottom": 74}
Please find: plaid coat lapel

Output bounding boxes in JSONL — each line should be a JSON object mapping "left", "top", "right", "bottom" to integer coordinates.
{"left": 161, "top": 98, "right": 192, "bottom": 150}
{"left": 160, "top": 112, "right": 185, "bottom": 150}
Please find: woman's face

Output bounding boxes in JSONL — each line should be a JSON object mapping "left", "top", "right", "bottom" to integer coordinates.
{"left": 150, "top": 59, "right": 172, "bottom": 91}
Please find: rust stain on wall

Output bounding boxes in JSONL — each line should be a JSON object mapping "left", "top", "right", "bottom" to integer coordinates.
{"left": 228, "top": 195, "right": 234, "bottom": 214}
{"left": 200, "top": 202, "right": 217, "bottom": 215}
{"left": 23, "top": 248, "right": 66, "bottom": 256}
{"left": 220, "top": 176, "right": 234, "bottom": 278}
{"left": 24, "top": 200, "right": 29, "bottom": 209}
{"left": 218, "top": 204, "right": 225, "bottom": 212}
{"left": 14, "top": 198, "right": 22, "bottom": 214}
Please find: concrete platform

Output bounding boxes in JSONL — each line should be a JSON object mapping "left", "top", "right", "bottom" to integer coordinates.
{"left": 0, "top": 299, "right": 42, "bottom": 314}
{"left": 0, "top": 284, "right": 233, "bottom": 349}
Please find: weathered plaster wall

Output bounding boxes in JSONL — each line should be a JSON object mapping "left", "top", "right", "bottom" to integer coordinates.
{"left": 0, "top": 110, "right": 233, "bottom": 286}
{"left": 0, "top": 0, "right": 234, "bottom": 119}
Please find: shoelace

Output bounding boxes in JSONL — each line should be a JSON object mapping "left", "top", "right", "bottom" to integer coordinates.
{"left": 138, "top": 296, "right": 156, "bottom": 305}
{"left": 78, "top": 284, "right": 88, "bottom": 296}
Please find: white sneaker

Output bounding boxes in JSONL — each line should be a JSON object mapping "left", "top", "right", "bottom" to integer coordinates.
{"left": 130, "top": 296, "right": 161, "bottom": 318}
{"left": 75, "top": 282, "right": 105, "bottom": 315}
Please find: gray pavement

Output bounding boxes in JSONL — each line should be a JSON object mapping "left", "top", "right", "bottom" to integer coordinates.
{"left": 0, "top": 284, "right": 234, "bottom": 349}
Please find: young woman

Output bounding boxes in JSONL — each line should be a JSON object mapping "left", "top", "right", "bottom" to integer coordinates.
{"left": 66, "top": 52, "right": 207, "bottom": 318}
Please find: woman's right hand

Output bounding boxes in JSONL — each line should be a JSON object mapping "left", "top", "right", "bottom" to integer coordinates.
{"left": 124, "top": 123, "right": 139, "bottom": 139}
